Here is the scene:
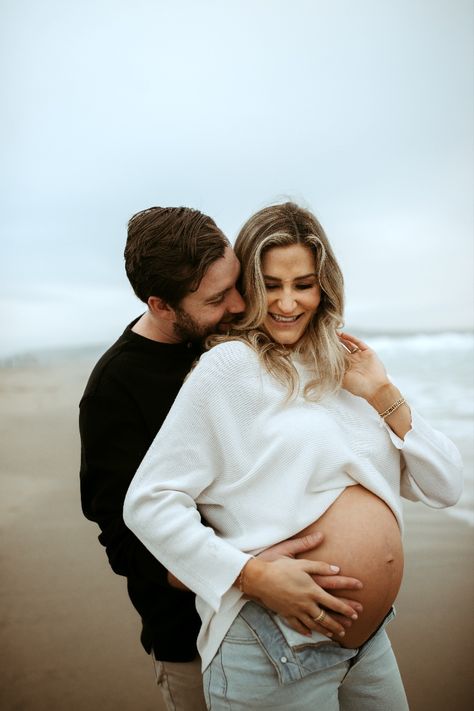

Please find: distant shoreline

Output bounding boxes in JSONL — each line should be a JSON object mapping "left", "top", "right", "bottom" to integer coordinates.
{"left": 1, "top": 329, "right": 473, "bottom": 367}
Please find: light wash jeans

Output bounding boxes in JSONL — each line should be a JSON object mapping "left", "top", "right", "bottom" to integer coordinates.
{"left": 203, "top": 602, "right": 409, "bottom": 710}
{"left": 152, "top": 652, "right": 207, "bottom": 711}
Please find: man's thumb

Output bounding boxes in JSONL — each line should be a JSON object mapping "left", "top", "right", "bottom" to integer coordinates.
{"left": 282, "top": 532, "right": 323, "bottom": 556}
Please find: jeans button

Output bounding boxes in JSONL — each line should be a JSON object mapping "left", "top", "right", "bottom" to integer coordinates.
{"left": 280, "top": 656, "right": 288, "bottom": 663}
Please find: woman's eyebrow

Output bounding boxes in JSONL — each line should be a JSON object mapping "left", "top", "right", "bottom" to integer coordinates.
{"left": 262, "top": 273, "right": 317, "bottom": 281}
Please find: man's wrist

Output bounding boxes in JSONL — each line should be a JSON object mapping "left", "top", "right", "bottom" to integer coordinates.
{"left": 167, "top": 570, "right": 189, "bottom": 591}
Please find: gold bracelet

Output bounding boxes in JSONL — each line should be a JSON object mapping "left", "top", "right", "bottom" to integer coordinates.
{"left": 237, "top": 566, "right": 246, "bottom": 592}
{"left": 379, "top": 397, "right": 406, "bottom": 419}
{"left": 237, "top": 558, "right": 254, "bottom": 593}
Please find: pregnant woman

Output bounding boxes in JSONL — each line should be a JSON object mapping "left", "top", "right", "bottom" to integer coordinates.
{"left": 124, "top": 202, "right": 462, "bottom": 709}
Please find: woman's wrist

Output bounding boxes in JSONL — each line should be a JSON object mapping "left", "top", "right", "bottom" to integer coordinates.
{"left": 366, "top": 382, "right": 402, "bottom": 413}
{"left": 234, "top": 557, "right": 265, "bottom": 598}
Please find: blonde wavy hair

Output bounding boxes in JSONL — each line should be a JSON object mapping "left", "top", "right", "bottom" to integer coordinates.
{"left": 208, "top": 202, "right": 349, "bottom": 400}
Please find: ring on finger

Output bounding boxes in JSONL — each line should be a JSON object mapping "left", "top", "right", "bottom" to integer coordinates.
{"left": 313, "top": 609, "right": 326, "bottom": 624}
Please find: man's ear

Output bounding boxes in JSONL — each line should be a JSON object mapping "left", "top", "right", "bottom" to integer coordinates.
{"left": 147, "top": 296, "right": 177, "bottom": 321}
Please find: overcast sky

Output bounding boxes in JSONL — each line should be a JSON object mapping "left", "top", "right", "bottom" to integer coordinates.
{"left": 1, "top": 0, "right": 473, "bottom": 356}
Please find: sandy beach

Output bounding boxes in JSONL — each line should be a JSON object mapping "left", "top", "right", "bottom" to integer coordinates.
{"left": 1, "top": 354, "right": 473, "bottom": 711}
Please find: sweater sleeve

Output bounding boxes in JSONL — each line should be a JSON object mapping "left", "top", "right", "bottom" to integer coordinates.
{"left": 385, "top": 408, "right": 463, "bottom": 507}
{"left": 123, "top": 343, "right": 254, "bottom": 611}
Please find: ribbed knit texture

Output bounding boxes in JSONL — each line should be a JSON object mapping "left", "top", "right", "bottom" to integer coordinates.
{"left": 124, "top": 340, "right": 463, "bottom": 670}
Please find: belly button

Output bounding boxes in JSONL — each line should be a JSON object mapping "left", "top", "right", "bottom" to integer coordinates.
{"left": 385, "top": 554, "right": 395, "bottom": 564}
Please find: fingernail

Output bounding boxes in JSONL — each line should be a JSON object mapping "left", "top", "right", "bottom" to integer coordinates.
{"left": 330, "top": 565, "right": 339, "bottom": 572}
{"left": 326, "top": 632, "right": 333, "bottom": 638}
{"left": 351, "top": 613, "right": 358, "bottom": 620}
{"left": 339, "top": 630, "right": 345, "bottom": 637}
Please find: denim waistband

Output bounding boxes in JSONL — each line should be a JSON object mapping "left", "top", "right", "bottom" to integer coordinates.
{"left": 238, "top": 601, "right": 395, "bottom": 685}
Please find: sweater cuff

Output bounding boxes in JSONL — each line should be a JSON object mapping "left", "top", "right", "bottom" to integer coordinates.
{"left": 181, "top": 544, "right": 252, "bottom": 613}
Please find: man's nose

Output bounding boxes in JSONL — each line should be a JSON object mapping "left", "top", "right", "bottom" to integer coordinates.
{"left": 227, "top": 287, "right": 245, "bottom": 313}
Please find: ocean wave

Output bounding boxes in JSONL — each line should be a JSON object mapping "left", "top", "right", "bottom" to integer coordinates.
{"left": 365, "top": 331, "right": 474, "bottom": 353}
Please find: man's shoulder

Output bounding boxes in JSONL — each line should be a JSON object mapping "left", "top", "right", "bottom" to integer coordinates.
{"left": 81, "top": 326, "right": 194, "bottom": 402}
{"left": 82, "top": 333, "right": 134, "bottom": 393}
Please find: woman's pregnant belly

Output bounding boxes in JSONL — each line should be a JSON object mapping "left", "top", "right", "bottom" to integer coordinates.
{"left": 295, "top": 484, "right": 404, "bottom": 648}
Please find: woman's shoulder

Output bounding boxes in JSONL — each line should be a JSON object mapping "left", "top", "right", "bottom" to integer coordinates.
{"left": 199, "top": 339, "right": 259, "bottom": 373}
{"left": 180, "top": 340, "right": 261, "bottom": 400}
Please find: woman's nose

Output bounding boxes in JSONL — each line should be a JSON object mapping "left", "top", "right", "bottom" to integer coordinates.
{"left": 278, "top": 291, "right": 296, "bottom": 313}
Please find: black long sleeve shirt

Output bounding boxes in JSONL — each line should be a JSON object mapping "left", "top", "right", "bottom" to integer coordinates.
{"left": 79, "top": 318, "right": 202, "bottom": 661}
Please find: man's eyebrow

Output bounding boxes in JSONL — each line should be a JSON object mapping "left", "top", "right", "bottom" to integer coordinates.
{"left": 263, "top": 273, "right": 317, "bottom": 281}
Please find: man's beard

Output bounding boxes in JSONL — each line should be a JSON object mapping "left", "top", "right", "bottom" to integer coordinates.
{"left": 173, "top": 307, "right": 217, "bottom": 343}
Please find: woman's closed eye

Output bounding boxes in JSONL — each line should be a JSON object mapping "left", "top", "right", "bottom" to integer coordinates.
{"left": 264, "top": 283, "right": 316, "bottom": 291}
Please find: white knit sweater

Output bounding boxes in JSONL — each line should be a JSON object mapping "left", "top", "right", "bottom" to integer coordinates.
{"left": 124, "top": 340, "right": 463, "bottom": 670}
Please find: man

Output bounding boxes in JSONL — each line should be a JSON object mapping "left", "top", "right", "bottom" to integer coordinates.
{"left": 80, "top": 206, "right": 246, "bottom": 710}
{"left": 79, "top": 206, "right": 359, "bottom": 710}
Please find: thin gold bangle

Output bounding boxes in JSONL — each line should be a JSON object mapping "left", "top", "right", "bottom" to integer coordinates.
{"left": 379, "top": 397, "right": 406, "bottom": 419}
{"left": 237, "top": 558, "right": 254, "bottom": 593}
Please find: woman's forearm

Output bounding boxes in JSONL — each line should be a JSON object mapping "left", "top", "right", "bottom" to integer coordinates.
{"left": 123, "top": 482, "right": 251, "bottom": 610}
{"left": 366, "top": 382, "right": 412, "bottom": 439}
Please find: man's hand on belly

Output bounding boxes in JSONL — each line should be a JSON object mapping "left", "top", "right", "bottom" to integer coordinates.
{"left": 257, "top": 531, "right": 326, "bottom": 562}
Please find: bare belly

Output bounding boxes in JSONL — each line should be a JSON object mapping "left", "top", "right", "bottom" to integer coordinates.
{"left": 295, "top": 485, "right": 404, "bottom": 648}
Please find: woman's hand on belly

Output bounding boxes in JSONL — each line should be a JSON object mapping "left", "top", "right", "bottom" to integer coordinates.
{"left": 237, "top": 557, "right": 362, "bottom": 639}
{"left": 257, "top": 531, "right": 364, "bottom": 637}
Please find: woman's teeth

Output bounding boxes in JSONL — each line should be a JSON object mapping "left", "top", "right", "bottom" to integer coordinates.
{"left": 270, "top": 313, "right": 300, "bottom": 323}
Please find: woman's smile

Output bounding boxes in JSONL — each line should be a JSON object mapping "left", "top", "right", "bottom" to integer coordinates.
{"left": 268, "top": 312, "right": 304, "bottom": 323}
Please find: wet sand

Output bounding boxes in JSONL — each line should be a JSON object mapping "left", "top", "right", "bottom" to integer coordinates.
{"left": 0, "top": 356, "right": 473, "bottom": 710}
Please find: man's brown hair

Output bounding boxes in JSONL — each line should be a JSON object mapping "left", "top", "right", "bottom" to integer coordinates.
{"left": 124, "top": 207, "right": 229, "bottom": 307}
